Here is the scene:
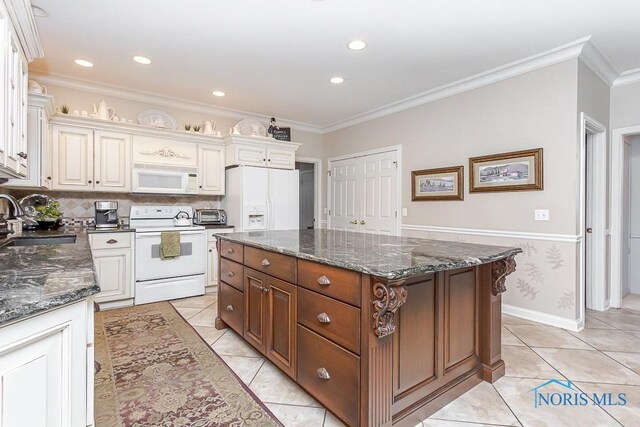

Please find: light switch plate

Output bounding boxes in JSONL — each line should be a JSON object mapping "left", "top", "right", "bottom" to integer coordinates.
{"left": 535, "top": 209, "right": 549, "bottom": 221}
{"left": 402, "top": 208, "right": 408, "bottom": 217}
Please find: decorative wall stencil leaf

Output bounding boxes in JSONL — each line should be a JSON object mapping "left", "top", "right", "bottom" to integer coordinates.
{"left": 558, "top": 290, "right": 575, "bottom": 310}
{"left": 546, "top": 245, "right": 565, "bottom": 269}
{"left": 516, "top": 278, "right": 539, "bottom": 300}
{"left": 524, "top": 263, "right": 544, "bottom": 284}
{"left": 516, "top": 242, "right": 537, "bottom": 257}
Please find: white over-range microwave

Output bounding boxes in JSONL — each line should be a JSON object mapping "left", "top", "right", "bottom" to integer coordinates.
{"left": 132, "top": 163, "right": 199, "bottom": 195}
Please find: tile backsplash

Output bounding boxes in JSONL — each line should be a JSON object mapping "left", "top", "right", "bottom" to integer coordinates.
{"left": 6, "top": 190, "right": 221, "bottom": 221}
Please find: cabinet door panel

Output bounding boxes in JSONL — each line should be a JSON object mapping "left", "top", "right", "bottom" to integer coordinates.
{"left": 266, "top": 277, "right": 297, "bottom": 378}
{"left": 52, "top": 126, "right": 93, "bottom": 190}
{"left": 244, "top": 268, "right": 267, "bottom": 353}
{"left": 267, "top": 147, "right": 295, "bottom": 169}
{"left": 92, "top": 248, "right": 132, "bottom": 302}
{"left": 94, "top": 131, "right": 131, "bottom": 192}
{"left": 207, "top": 241, "right": 219, "bottom": 289}
{"left": 199, "top": 145, "right": 225, "bottom": 195}
{"left": 235, "top": 145, "right": 266, "bottom": 167}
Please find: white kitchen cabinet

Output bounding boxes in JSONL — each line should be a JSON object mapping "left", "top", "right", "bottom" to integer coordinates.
{"left": 206, "top": 227, "right": 234, "bottom": 291}
{"left": 94, "top": 131, "right": 131, "bottom": 192}
{"left": 90, "top": 232, "right": 134, "bottom": 308}
{"left": 223, "top": 135, "right": 301, "bottom": 170}
{"left": 0, "top": 299, "right": 92, "bottom": 427}
{"left": 4, "top": 93, "right": 55, "bottom": 189}
{"left": 52, "top": 125, "right": 131, "bottom": 193}
{"left": 0, "top": 0, "right": 43, "bottom": 178}
{"left": 52, "top": 124, "right": 94, "bottom": 190}
{"left": 132, "top": 134, "right": 198, "bottom": 168}
{"left": 198, "top": 144, "right": 225, "bottom": 195}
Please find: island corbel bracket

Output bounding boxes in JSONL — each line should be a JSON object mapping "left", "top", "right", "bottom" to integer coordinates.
{"left": 491, "top": 255, "right": 517, "bottom": 296}
{"left": 372, "top": 279, "right": 408, "bottom": 338}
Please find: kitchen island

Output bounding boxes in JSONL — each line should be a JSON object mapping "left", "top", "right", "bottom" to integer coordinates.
{"left": 214, "top": 229, "right": 521, "bottom": 427}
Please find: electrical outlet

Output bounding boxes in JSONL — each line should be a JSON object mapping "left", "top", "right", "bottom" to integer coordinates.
{"left": 402, "top": 208, "right": 408, "bottom": 217}
{"left": 534, "top": 209, "right": 549, "bottom": 221}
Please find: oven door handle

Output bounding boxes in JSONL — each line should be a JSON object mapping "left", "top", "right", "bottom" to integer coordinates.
{"left": 136, "top": 231, "right": 205, "bottom": 237}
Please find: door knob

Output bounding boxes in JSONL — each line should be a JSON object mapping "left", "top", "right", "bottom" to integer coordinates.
{"left": 317, "top": 312, "right": 331, "bottom": 323}
{"left": 316, "top": 367, "right": 331, "bottom": 380}
{"left": 586, "top": 228, "right": 593, "bottom": 233}
{"left": 261, "top": 259, "right": 271, "bottom": 266}
{"left": 349, "top": 220, "right": 358, "bottom": 224}
{"left": 360, "top": 220, "right": 366, "bottom": 225}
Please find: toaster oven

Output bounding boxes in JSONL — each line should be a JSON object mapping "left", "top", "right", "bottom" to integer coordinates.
{"left": 193, "top": 209, "right": 227, "bottom": 225}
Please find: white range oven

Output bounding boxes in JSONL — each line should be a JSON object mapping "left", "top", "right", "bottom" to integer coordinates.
{"left": 130, "top": 205, "right": 206, "bottom": 305}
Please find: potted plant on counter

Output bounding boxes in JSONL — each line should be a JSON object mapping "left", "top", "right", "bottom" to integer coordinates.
{"left": 33, "top": 200, "right": 63, "bottom": 230}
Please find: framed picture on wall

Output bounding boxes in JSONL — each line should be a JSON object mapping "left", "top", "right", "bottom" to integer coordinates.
{"left": 469, "top": 148, "right": 543, "bottom": 192}
{"left": 411, "top": 166, "right": 464, "bottom": 201}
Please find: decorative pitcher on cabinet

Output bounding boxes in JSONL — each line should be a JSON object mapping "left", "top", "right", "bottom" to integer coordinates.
{"left": 92, "top": 100, "right": 116, "bottom": 120}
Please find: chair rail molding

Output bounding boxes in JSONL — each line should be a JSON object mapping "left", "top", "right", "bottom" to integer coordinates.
{"left": 401, "top": 224, "right": 581, "bottom": 243}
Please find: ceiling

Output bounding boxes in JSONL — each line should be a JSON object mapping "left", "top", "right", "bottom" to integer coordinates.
{"left": 30, "top": 0, "right": 640, "bottom": 129}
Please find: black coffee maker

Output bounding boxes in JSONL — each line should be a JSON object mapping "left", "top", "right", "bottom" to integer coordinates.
{"left": 94, "top": 201, "right": 119, "bottom": 229}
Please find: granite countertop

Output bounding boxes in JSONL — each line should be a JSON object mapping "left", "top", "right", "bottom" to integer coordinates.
{"left": 0, "top": 228, "right": 100, "bottom": 327}
{"left": 215, "top": 229, "right": 522, "bottom": 279}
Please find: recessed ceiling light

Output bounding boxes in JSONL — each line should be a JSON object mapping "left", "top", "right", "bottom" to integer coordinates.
{"left": 31, "top": 5, "right": 48, "bottom": 17}
{"left": 348, "top": 40, "right": 367, "bottom": 51}
{"left": 330, "top": 76, "right": 344, "bottom": 84}
{"left": 212, "top": 90, "right": 226, "bottom": 97}
{"left": 74, "top": 59, "right": 93, "bottom": 68}
{"left": 133, "top": 56, "right": 151, "bottom": 65}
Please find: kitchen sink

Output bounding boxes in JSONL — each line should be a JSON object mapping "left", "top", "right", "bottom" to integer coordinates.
{"left": 2, "top": 235, "right": 77, "bottom": 247}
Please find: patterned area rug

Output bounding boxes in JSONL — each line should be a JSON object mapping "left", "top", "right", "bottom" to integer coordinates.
{"left": 94, "top": 302, "right": 281, "bottom": 427}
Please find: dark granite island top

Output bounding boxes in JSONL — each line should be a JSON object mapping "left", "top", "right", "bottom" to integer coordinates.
{"left": 0, "top": 229, "right": 100, "bottom": 327}
{"left": 214, "top": 229, "right": 521, "bottom": 279}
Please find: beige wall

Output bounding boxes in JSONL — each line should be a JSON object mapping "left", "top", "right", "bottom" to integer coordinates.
{"left": 611, "top": 81, "right": 640, "bottom": 130}
{"left": 324, "top": 60, "right": 585, "bottom": 323}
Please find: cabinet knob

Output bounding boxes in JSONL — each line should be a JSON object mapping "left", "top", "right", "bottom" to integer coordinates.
{"left": 262, "top": 158, "right": 266, "bottom": 162}
{"left": 96, "top": 180, "right": 100, "bottom": 184}
{"left": 317, "top": 275, "right": 331, "bottom": 286}
{"left": 46, "top": 176, "right": 51, "bottom": 180}
{"left": 268, "top": 159, "right": 271, "bottom": 162}
{"left": 88, "top": 180, "right": 92, "bottom": 184}
{"left": 261, "top": 286, "right": 270, "bottom": 294}
{"left": 227, "top": 248, "right": 235, "bottom": 254}
{"left": 199, "top": 185, "right": 203, "bottom": 188}
{"left": 360, "top": 220, "right": 366, "bottom": 225}
{"left": 261, "top": 258, "right": 270, "bottom": 267}
{"left": 227, "top": 271, "right": 235, "bottom": 277}
{"left": 209, "top": 249, "right": 212, "bottom": 253}
{"left": 226, "top": 304, "right": 234, "bottom": 312}
{"left": 23, "top": 153, "right": 27, "bottom": 159}
{"left": 349, "top": 220, "right": 358, "bottom": 224}
{"left": 106, "top": 239, "right": 118, "bottom": 244}
{"left": 316, "top": 367, "right": 331, "bottom": 380}
{"left": 317, "top": 312, "right": 331, "bottom": 324}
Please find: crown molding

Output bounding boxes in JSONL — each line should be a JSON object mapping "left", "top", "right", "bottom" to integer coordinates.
{"left": 29, "top": 72, "right": 324, "bottom": 134}
{"left": 613, "top": 68, "right": 640, "bottom": 87}
{"left": 578, "top": 41, "right": 619, "bottom": 85}
{"left": 323, "top": 36, "right": 608, "bottom": 133}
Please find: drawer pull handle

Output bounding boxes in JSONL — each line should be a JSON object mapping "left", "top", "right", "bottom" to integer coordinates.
{"left": 261, "top": 258, "right": 270, "bottom": 267}
{"left": 226, "top": 304, "right": 234, "bottom": 311}
{"left": 317, "top": 275, "right": 331, "bottom": 286}
{"left": 106, "top": 239, "right": 118, "bottom": 244}
{"left": 317, "top": 367, "right": 331, "bottom": 380}
{"left": 317, "top": 312, "right": 331, "bottom": 323}
{"left": 227, "top": 272, "right": 235, "bottom": 277}
{"left": 227, "top": 248, "right": 235, "bottom": 254}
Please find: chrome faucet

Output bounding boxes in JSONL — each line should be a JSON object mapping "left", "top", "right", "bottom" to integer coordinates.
{"left": 0, "top": 194, "right": 25, "bottom": 218}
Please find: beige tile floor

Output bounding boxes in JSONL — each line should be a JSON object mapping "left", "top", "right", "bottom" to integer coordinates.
{"left": 170, "top": 295, "right": 640, "bottom": 427}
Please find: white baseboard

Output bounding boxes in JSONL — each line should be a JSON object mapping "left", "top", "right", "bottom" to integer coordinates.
{"left": 402, "top": 224, "right": 580, "bottom": 243}
{"left": 503, "top": 304, "right": 582, "bottom": 332}
{"left": 205, "top": 285, "right": 218, "bottom": 294}
{"left": 96, "top": 299, "right": 134, "bottom": 310}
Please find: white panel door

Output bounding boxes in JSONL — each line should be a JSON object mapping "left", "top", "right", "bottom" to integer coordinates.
{"left": 93, "top": 248, "right": 132, "bottom": 303}
{"left": 360, "top": 152, "right": 397, "bottom": 235}
{"left": 199, "top": 144, "right": 225, "bottom": 195}
{"left": 330, "top": 158, "right": 360, "bottom": 231}
{"left": 52, "top": 125, "right": 94, "bottom": 190}
{"left": 94, "top": 131, "right": 131, "bottom": 192}
{"left": 329, "top": 150, "right": 398, "bottom": 235}
{"left": 269, "top": 169, "right": 299, "bottom": 230}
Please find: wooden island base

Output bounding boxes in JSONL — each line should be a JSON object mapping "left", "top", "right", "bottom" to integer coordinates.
{"left": 215, "top": 236, "right": 518, "bottom": 427}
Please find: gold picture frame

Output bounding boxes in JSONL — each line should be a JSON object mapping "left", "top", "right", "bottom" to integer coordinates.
{"left": 411, "top": 166, "right": 464, "bottom": 201}
{"left": 469, "top": 148, "right": 543, "bottom": 193}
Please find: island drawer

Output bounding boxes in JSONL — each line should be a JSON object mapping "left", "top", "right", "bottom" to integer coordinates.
{"left": 220, "top": 258, "right": 244, "bottom": 291}
{"left": 220, "top": 240, "right": 243, "bottom": 263}
{"left": 245, "top": 246, "right": 297, "bottom": 283}
{"left": 219, "top": 282, "right": 243, "bottom": 335}
{"left": 297, "top": 259, "right": 361, "bottom": 307}
{"left": 89, "top": 232, "right": 132, "bottom": 250}
{"left": 297, "top": 288, "right": 360, "bottom": 354}
{"left": 297, "top": 325, "right": 360, "bottom": 427}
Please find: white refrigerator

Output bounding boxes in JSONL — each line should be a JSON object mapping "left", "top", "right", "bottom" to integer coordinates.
{"left": 223, "top": 166, "right": 299, "bottom": 231}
